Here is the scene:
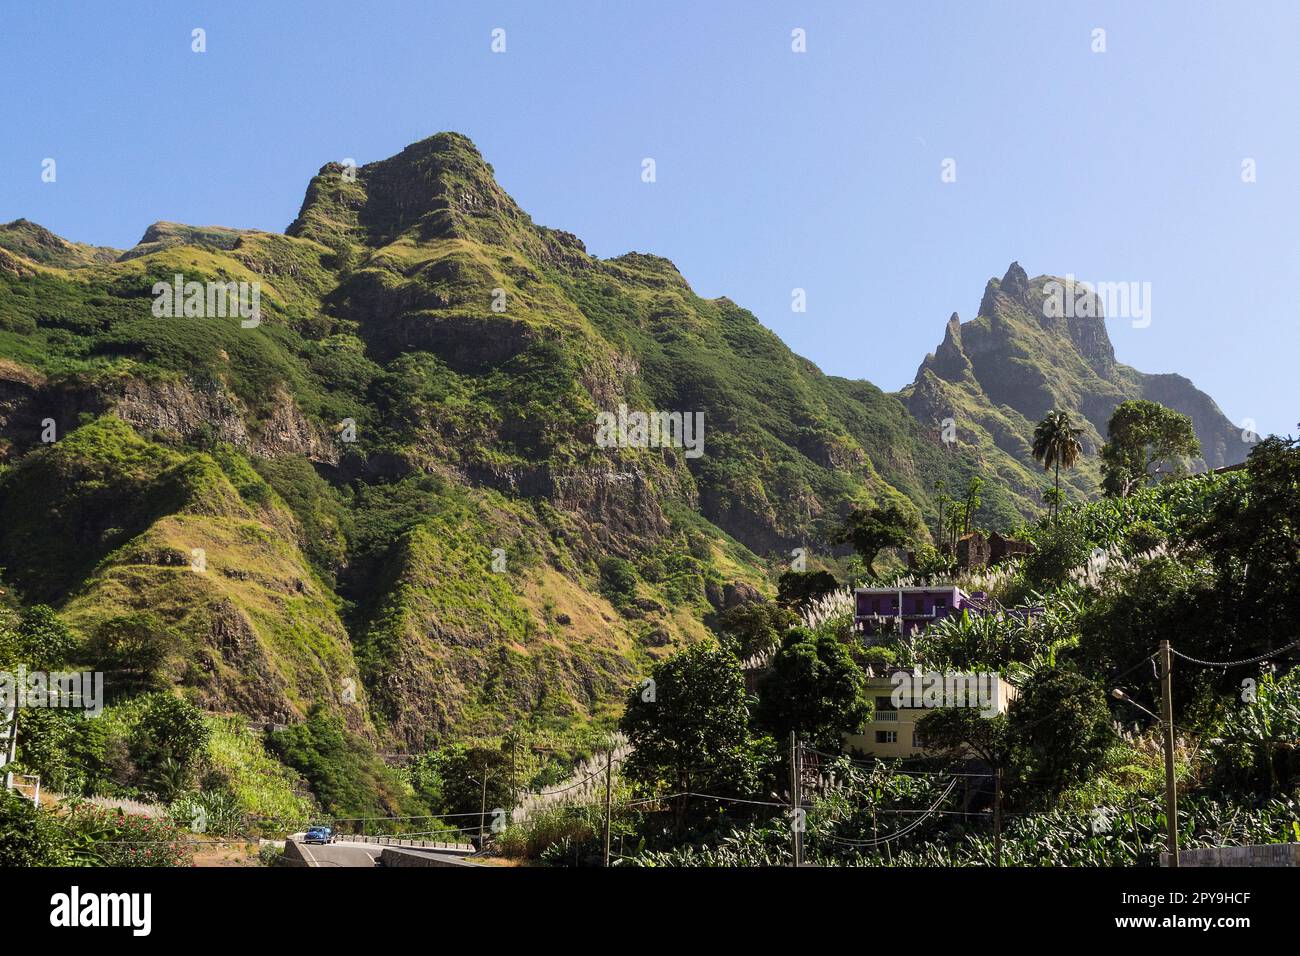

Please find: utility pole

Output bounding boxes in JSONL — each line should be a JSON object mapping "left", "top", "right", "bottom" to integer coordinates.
{"left": 788, "top": 731, "right": 801, "bottom": 867}
{"left": 478, "top": 771, "right": 489, "bottom": 848}
{"left": 1, "top": 703, "right": 17, "bottom": 792}
{"left": 506, "top": 733, "right": 516, "bottom": 798}
{"left": 993, "top": 767, "right": 1003, "bottom": 867}
{"left": 1159, "top": 640, "right": 1179, "bottom": 868}
{"left": 602, "top": 750, "right": 614, "bottom": 867}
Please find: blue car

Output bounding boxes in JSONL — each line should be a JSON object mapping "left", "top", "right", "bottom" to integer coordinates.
{"left": 303, "top": 827, "right": 333, "bottom": 845}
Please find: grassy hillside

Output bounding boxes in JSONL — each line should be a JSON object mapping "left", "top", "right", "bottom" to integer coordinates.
{"left": 0, "top": 132, "right": 1251, "bottom": 762}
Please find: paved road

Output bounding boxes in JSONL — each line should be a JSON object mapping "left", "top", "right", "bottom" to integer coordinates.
{"left": 291, "top": 839, "right": 386, "bottom": 867}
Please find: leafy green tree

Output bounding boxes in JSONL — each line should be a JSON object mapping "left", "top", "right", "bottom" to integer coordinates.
{"left": 1032, "top": 410, "right": 1084, "bottom": 520}
{"left": 0, "top": 604, "right": 75, "bottom": 669}
{"left": 14, "top": 708, "right": 112, "bottom": 796}
{"left": 1123, "top": 519, "right": 1166, "bottom": 555}
{"left": 85, "top": 611, "right": 185, "bottom": 690}
{"left": 409, "top": 743, "right": 514, "bottom": 819}
{"left": 1077, "top": 556, "right": 1222, "bottom": 718}
{"left": 129, "top": 694, "right": 211, "bottom": 799}
{"left": 914, "top": 707, "right": 1013, "bottom": 772}
{"left": 835, "top": 501, "right": 914, "bottom": 575}
{"left": 0, "top": 789, "right": 69, "bottom": 866}
{"left": 267, "top": 706, "right": 430, "bottom": 824}
{"left": 909, "top": 544, "right": 954, "bottom": 578}
{"left": 1193, "top": 431, "right": 1300, "bottom": 653}
{"left": 961, "top": 476, "right": 984, "bottom": 535}
{"left": 717, "top": 601, "right": 798, "bottom": 660}
{"left": 1023, "top": 523, "right": 1092, "bottom": 591}
{"left": 1101, "top": 400, "right": 1201, "bottom": 497}
{"left": 776, "top": 569, "right": 838, "bottom": 607}
{"left": 1009, "top": 669, "right": 1114, "bottom": 803}
{"left": 619, "top": 643, "right": 765, "bottom": 811}
{"left": 756, "top": 628, "right": 870, "bottom": 750}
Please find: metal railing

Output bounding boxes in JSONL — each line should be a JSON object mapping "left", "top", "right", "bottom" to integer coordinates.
{"left": 331, "top": 834, "right": 474, "bottom": 851}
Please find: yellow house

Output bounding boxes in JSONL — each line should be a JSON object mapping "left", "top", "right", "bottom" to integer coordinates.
{"left": 843, "top": 672, "right": 1017, "bottom": 759}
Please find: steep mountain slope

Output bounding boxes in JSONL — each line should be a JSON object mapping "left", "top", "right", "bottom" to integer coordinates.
{"left": 0, "top": 417, "right": 365, "bottom": 726}
{"left": 0, "top": 133, "right": 1250, "bottom": 749}
{"left": 901, "top": 262, "right": 1249, "bottom": 501}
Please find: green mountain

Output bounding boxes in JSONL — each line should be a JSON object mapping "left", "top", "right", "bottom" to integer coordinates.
{"left": 0, "top": 133, "right": 1249, "bottom": 749}
{"left": 902, "top": 262, "right": 1249, "bottom": 507}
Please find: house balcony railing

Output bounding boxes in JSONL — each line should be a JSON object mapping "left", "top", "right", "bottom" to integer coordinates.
{"left": 874, "top": 711, "right": 899, "bottom": 722}
{"left": 855, "top": 611, "right": 943, "bottom": 622}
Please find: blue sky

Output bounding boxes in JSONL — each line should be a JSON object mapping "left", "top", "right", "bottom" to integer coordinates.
{"left": 2, "top": 1, "right": 1296, "bottom": 437}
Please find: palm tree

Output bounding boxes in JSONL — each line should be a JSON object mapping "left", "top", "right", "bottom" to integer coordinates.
{"left": 1032, "top": 410, "right": 1084, "bottom": 521}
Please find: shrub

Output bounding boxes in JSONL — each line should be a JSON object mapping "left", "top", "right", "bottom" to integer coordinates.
{"left": 258, "top": 842, "right": 285, "bottom": 866}
{"left": 266, "top": 707, "right": 429, "bottom": 827}
{"left": 1123, "top": 520, "right": 1166, "bottom": 556}
{"left": 909, "top": 544, "right": 955, "bottom": 578}
{"left": 776, "top": 570, "right": 839, "bottom": 607}
{"left": 598, "top": 557, "right": 638, "bottom": 606}
{"left": 495, "top": 804, "right": 604, "bottom": 863}
{"left": 860, "top": 645, "right": 897, "bottom": 672}
{"left": 63, "top": 802, "right": 194, "bottom": 867}
{"left": 1023, "top": 525, "right": 1091, "bottom": 591}
{"left": 130, "top": 693, "right": 211, "bottom": 798}
{"left": 0, "top": 789, "right": 69, "bottom": 866}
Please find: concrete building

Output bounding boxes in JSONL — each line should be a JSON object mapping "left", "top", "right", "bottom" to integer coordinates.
{"left": 843, "top": 670, "right": 1018, "bottom": 759}
{"left": 853, "top": 585, "right": 987, "bottom": 636}
{"left": 989, "top": 531, "right": 1034, "bottom": 563}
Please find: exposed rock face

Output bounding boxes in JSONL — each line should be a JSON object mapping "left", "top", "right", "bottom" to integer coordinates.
{"left": 905, "top": 262, "right": 1251, "bottom": 487}
{"left": 0, "top": 133, "right": 1262, "bottom": 752}
{"left": 196, "top": 598, "right": 296, "bottom": 723}
{"left": 1138, "top": 371, "right": 1244, "bottom": 470}
{"left": 0, "top": 361, "right": 45, "bottom": 455}
{"left": 0, "top": 367, "right": 338, "bottom": 465}
{"left": 722, "top": 581, "right": 763, "bottom": 608}
{"left": 287, "top": 133, "right": 540, "bottom": 250}
{"left": 925, "top": 313, "right": 974, "bottom": 381}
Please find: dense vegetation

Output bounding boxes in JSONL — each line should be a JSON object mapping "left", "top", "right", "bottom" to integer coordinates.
{"left": 0, "top": 133, "right": 1267, "bottom": 864}
{"left": 593, "top": 433, "right": 1300, "bottom": 866}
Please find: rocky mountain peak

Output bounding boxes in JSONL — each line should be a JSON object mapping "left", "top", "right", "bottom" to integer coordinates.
{"left": 288, "top": 131, "right": 530, "bottom": 249}
{"left": 977, "top": 260, "right": 1033, "bottom": 319}
{"left": 1000, "top": 260, "right": 1030, "bottom": 298}
{"left": 916, "top": 312, "right": 972, "bottom": 382}
{"left": 906, "top": 261, "right": 1246, "bottom": 474}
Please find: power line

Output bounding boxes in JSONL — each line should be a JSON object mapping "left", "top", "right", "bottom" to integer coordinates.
{"left": 1169, "top": 639, "right": 1300, "bottom": 669}
{"left": 1107, "top": 652, "right": 1159, "bottom": 685}
{"left": 801, "top": 744, "right": 993, "bottom": 775}
{"left": 815, "top": 778, "right": 959, "bottom": 847}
